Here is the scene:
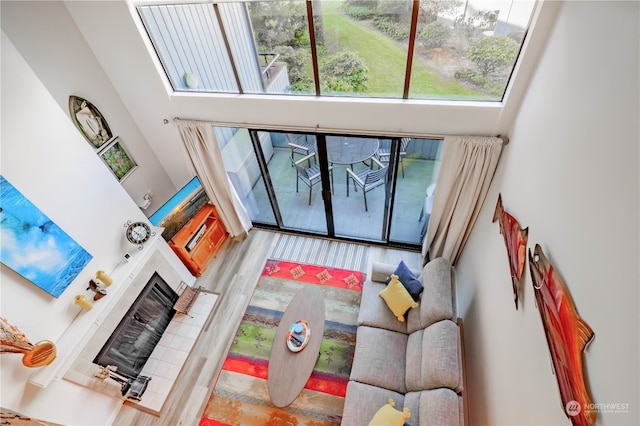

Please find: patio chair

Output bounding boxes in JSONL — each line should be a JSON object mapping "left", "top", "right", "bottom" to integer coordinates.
{"left": 346, "top": 157, "right": 387, "bottom": 211}
{"left": 376, "top": 137, "right": 411, "bottom": 178}
{"left": 287, "top": 133, "right": 316, "bottom": 167}
{"left": 293, "top": 153, "right": 333, "bottom": 205}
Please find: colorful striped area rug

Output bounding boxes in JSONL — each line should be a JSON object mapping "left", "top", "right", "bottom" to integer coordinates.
{"left": 199, "top": 259, "right": 365, "bottom": 426}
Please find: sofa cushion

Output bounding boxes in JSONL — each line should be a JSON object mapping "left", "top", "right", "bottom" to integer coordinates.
{"left": 407, "top": 319, "right": 461, "bottom": 391}
{"left": 350, "top": 326, "right": 408, "bottom": 394}
{"left": 371, "top": 262, "right": 421, "bottom": 284}
{"left": 357, "top": 281, "right": 408, "bottom": 334}
{"left": 369, "top": 398, "right": 411, "bottom": 426}
{"left": 404, "top": 329, "right": 424, "bottom": 392}
{"left": 406, "top": 257, "right": 454, "bottom": 334}
{"left": 385, "top": 260, "right": 423, "bottom": 300}
{"left": 403, "top": 389, "right": 462, "bottom": 426}
{"left": 379, "top": 275, "right": 418, "bottom": 322}
{"left": 342, "top": 381, "right": 405, "bottom": 426}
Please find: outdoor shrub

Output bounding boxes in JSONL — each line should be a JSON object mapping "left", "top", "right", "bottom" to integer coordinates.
{"left": 454, "top": 68, "right": 486, "bottom": 86}
{"left": 275, "top": 46, "right": 311, "bottom": 86}
{"left": 316, "top": 43, "right": 328, "bottom": 56}
{"left": 342, "top": 2, "right": 377, "bottom": 20}
{"left": 454, "top": 10, "right": 497, "bottom": 40}
{"left": 292, "top": 27, "right": 310, "bottom": 47}
{"left": 248, "top": 1, "right": 307, "bottom": 50}
{"left": 377, "top": 0, "right": 411, "bottom": 21}
{"left": 418, "top": 21, "right": 451, "bottom": 49}
{"left": 320, "top": 50, "right": 368, "bottom": 92}
{"left": 486, "top": 82, "right": 506, "bottom": 97}
{"left": 291, "top": 78, "right": 315, "bottom": 93}
{"left": 467, "top": 35, "right": 519, "bottom": 77}
{"left": 372, "top": 16, "right": 410, "bottom": 41}
{"left": 345, "top": 0, "right": 377, "bottom": 6}
{"left": 454, "top": 68, "right": 506, "bottom": 97}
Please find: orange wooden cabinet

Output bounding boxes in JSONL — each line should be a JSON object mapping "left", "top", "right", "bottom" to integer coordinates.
{"left": 168, "top": 204, "right": 228, "bottom": 276}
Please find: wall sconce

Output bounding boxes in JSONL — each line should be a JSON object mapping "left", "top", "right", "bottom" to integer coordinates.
{"left": 138, "top": 190, "right": 153, "bottom": 210}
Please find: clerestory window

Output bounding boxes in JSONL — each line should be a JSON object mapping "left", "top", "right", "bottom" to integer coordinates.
{"left": 136, "top": 0, "right": 536, "bottom": 101}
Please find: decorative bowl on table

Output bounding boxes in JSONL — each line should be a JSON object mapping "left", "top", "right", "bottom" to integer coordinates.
{"left": 286, "top": 320, "right": 310, "bottom": 352}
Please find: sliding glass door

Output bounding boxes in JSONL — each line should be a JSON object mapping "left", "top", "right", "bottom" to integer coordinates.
{"left": 216, "top": 125, "right": 441, "bottom": 249}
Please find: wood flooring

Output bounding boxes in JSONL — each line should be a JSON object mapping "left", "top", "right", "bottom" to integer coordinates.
{"left": 112, "top": 229, "right": 422, "bottom": 426}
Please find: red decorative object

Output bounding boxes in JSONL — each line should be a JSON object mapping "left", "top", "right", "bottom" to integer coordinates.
{"left": 529, "top": 244, "right": 596, "bottom": 425}
{"left": 493, "top": 193, "right": 528, "bottom": 309}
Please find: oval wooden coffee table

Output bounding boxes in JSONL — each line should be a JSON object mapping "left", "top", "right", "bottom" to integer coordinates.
{"left": 268, "top": 285, "right": 325, "bottom": 407}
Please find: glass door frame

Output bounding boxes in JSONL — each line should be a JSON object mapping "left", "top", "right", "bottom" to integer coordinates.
{"left": 247, "top": 128, "right": 421, "bottom": 251}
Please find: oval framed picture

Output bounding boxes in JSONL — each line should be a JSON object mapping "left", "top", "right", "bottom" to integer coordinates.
{"left": 69, "top": 95, "right": 113, "bottom": 149}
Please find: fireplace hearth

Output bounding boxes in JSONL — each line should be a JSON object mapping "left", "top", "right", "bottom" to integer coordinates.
{"left": 93, "top": 272, "right": 178, "bottom": 379}
{"left": 64, "top": 246, "right": 220, "bottom": 414}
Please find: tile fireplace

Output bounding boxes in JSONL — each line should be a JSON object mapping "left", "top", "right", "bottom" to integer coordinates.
{"left": 64, "top": 246, "right": 219, "bottom": 415}
{"left": 93, "top": 272, "right": 178, "bottom": 380}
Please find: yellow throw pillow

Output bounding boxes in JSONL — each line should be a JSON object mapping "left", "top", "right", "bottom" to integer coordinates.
{"left": 379, "top": 274, "right": 419, "bottom": 322}
{"left": 368, "top": 398, "right": 411, "bottom": 426}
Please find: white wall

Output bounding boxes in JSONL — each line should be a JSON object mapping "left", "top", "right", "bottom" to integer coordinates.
{"left": 0, "top": 33, "right": 193, "bottom": 424}
{"left": 456, "top": 2, "right": 639, "bottom": 425}
{"left": 1, "top": 0, "right": 175, "bottom": 214}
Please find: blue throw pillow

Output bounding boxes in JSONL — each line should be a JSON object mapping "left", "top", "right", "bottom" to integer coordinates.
{"left": 385, "top": 260, "right": 423, "bottom": 300}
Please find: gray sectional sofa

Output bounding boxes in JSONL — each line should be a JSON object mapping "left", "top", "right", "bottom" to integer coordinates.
{"left": 341, "top": 257, "right": 467, "bottom": 425}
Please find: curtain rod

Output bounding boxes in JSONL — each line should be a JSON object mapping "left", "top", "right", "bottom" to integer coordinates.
{"left": 168, "top": 116, "right": 509, "bottom": 144}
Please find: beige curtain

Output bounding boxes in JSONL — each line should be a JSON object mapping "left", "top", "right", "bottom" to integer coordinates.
{"left": 422, "top": 136, "right": 504, "bottom": 265}
{"left": 175, "top": 120, "right": 252, "bottom": 238}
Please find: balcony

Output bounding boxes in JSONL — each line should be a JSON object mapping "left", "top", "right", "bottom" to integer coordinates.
{"left": 221, "top": 129, "right": 441, "bottom": 248}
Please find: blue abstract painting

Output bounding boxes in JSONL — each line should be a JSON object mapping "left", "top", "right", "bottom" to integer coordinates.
{"left": 0, "top": 175, "right": 93, "bottom": 298}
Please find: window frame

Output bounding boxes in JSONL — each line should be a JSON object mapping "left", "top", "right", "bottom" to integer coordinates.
{"left": 131, "top": 0, "right": 546, "bottom": 104}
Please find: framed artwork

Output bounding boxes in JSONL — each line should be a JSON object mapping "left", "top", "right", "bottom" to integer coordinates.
{"left": 0, "top": 175, "right": 93, "bottom": 298}
{"left": 149, "top": 177, "right": 209, "bottom": 241}
{"left": 98, "top": 137, "right": 137, "bottom": 182}
{"left": 69, "top": 95, "right": 113, "bottom": 149}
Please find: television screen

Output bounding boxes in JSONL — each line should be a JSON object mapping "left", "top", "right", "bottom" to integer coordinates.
{"left": 149, "top": 177, "right": 210, "bottom": 241}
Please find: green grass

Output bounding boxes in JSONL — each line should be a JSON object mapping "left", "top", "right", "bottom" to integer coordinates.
{"left": 317, "top": 1, "right": 482, "bottom": 98}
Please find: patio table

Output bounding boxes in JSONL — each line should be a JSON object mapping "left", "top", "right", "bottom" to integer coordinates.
{"left": 325, "top": 136, "right": 379, "bottom": 166}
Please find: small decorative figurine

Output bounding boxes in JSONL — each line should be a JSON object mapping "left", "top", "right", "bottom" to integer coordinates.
{"left": 87, "top": 279, "right": 107, "bottom": 301}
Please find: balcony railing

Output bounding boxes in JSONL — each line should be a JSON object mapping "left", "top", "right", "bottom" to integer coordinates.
{"left": 258, "top": 52, "right": 280, "bottom": 79}
{"left": 258, "top": 52, "right": 290, "bottom": 93}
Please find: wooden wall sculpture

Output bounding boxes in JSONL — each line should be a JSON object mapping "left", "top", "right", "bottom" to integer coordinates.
{"left": 529, "top": 244, "right": 596, "bottom": 425}
{"left": 493, "top": 193, "right": 528, "bottom": 309}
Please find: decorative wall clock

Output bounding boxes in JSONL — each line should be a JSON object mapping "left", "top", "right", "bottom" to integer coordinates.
{"left": 124, "top": 220, "right": 154, "bottom": 249}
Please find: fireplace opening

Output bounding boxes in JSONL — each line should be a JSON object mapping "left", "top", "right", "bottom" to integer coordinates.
{"left": 94, "top": 272, "right": 179, "bottom": 379}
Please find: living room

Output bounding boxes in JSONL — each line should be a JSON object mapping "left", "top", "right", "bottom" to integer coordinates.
{"left": 1, "top": 1, "right": 638, "bottom": 425}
